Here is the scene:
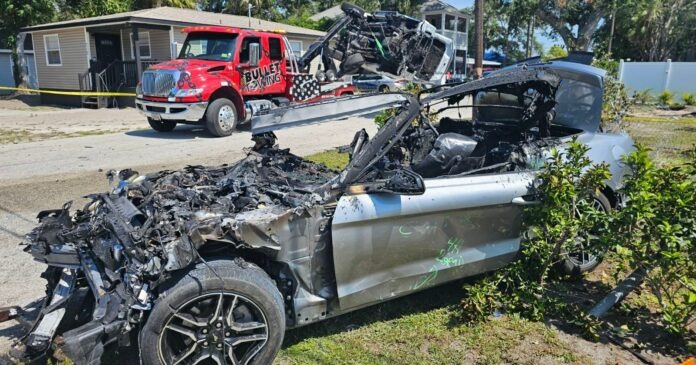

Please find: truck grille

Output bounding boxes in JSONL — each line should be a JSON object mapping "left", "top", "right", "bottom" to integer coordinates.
{"left": 141, "top": 70, "right": 178, "bottom": 97}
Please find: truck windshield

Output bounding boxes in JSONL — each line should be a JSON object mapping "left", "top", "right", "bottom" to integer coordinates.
{"left": 179, "top": 32, "right": 238, "bottom": 61}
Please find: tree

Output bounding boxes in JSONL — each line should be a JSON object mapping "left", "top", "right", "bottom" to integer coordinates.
{"left": 132, "top": 0, "right": 197, "bottom": 9}
{"left": 0, "top": 0, "right": 54, "bottom": 48}
{"left": 593, "top": 0, "right": 696, "bottom": 61}
{"left": 465, "top": 0, "right": 544, "bottom": 65}
{"left": 0, "top": 0, "right": 55, "bottom": 86}
{"left": 544, "top": 44, "right": 567, "bottom": 60}
{"left": 55, "top": 0, "right": 133, "bottom": 20}
{"left": 535, "top": 0, "right": 608, "bottom": 51}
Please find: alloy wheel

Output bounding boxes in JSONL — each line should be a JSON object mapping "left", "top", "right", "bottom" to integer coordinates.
{"left": 158, "top": 292, "right": 268, "bottom": 365}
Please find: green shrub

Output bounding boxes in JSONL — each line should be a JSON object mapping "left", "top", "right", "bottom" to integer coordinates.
{"left": 658, "top": 90, "right": 674, "bottom": 105}
{"left": 602, "top": 146, "right": 696, "bottom": 335}
{"left": 592, "top": 56, "right": 619, "bottom": 78}
{"left": 632, "top": 89, "right": 654, "bottom": 105}
{"left": 682, "top": 92, "right": 696, "bottom": 106}
{"left": 460, "top": 139, "right": 610, "bottom": 335}
{"left": 602, "top": 77, "right": 630, "bottom": 132}
{"left": 373, "top": 82, "right": 422, "bottom": 128}
{"left": 460, "top": 141, "right": 696, "bottom": 339}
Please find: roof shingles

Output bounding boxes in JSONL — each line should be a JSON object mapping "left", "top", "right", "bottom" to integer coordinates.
{"left": 22, "top": 7, "right": 324, "bottom": 37}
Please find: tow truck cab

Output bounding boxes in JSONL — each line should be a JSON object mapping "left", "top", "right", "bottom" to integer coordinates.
{"left": 135, "top": 26, "right": 355, "bottom": 136}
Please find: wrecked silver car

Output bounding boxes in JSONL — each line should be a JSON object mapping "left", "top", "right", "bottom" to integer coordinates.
{"left": 15, "top": 63, "right": 634, "bottom": 364}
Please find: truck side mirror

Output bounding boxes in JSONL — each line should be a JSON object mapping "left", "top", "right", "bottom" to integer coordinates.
{"left": 249, "top": 43, "right": 260, "bottom": 67}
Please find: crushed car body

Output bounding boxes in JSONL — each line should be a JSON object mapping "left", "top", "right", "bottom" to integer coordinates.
{"left": 15, "top": 63, "right": 635, "bottom": 364}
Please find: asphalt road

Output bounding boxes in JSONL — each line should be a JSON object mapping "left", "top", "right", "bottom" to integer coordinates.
{"left": 0, "top": 114, "right": 377, "bottom": 356}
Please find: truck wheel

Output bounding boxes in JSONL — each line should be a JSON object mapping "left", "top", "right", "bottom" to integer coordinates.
{"left": 560, "top": 192, "right": 612, "bottom": 276}
{"left": 378, "top": 85, "right": 390, "bottom": 93}
{"left": 148, "top": 118, "right": 177, "bottom": 132}
{"left": 205, "top": 98, "right": 238, "bottom": 137}
{"left": 140, "top": 259, "right": 285, "bottom": 365}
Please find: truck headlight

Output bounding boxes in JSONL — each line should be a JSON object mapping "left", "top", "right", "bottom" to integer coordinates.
{"left": 172, "top": 88, "right": 203, "bottom": 97}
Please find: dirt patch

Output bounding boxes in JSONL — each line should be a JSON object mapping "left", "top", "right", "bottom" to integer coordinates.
{"left": 0, "top": 94, "right": 67, "bottom": 111}
{"left": 0, "top": 105, "right": 148, "bottom": 143}
{"left": 629, "top": 105, "right": 696, "bottom": 119}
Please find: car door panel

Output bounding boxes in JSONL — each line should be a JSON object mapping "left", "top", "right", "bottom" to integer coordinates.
{"left": 331, "top": 171, "right": 535, "bottom": 311}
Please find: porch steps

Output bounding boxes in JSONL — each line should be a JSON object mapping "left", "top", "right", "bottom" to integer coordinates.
{"left": 81, "top": 96, "right": 100, "bottom": 109}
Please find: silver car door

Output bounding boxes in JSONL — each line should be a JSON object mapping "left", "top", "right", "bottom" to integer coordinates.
{"left": 331, "top": 170, "right": 535, "bottom": 311}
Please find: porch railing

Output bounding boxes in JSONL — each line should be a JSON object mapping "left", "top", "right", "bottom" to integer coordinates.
{"left": 121, "top": 60, "right": 161, "bottom": 88}
{"left": 77, "top": 59, "right": 162, "bottom": 108}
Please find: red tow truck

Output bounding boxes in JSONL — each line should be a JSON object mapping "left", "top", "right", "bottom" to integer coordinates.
{"left": 135, "top": 4, "right": 454, "bottom": 136}
{"left": 135, "top": 26, "right": 356, "bottom": 136}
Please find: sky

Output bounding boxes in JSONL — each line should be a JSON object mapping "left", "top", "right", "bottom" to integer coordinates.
{"left": 443, "top": 0, "right": 558, "bottom": 54}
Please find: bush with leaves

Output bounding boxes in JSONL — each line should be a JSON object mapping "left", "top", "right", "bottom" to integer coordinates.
{"left": 658, "top": 90, "right": 674, "bottom": 106}
{"left": 602, "top": 146, "right": 696, "bottom": 335}
{"left": 682, "top": 92, "right": 696, "bottom": 106}
{"left": 373, "top": 82, "right": 423, "bottom": 128}
{"left": 601, "top": 77, "right": 630, "bottom": 132}
{"left": 461, "top": 139, "right": 610, "bottom": 329}
{"left": 632, "top": 89, "right": 655, "bottom": 105}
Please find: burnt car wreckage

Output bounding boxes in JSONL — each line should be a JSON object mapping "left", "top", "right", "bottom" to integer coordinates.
{"left": 10, "top": 64, "right": 634, "bottom": 364}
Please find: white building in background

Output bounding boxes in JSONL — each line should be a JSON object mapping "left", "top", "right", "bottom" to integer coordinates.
{"left": 420, "top": 0, "right": 471, "bottom": 77}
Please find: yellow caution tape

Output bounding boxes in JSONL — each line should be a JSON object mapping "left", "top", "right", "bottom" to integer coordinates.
{"left": 0, "top": 86, "right": 136, "bottom": 97}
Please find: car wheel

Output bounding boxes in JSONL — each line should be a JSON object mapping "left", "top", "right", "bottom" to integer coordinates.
{"left": 205, "top": 98, "right": 238, "bottom": 137}
{"left": 560, "top": 192, "right": 612, "bottom": 275}
{"left": 148, "top": 118, "right": 177, "bottom": 132}
{"left": 139, "top": 259, "right": 285, "bottom": 365}
{"left": 378, "top": 85, "right": 390, "bottom": 93}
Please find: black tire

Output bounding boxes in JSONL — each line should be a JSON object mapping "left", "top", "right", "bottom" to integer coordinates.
{"left": 205, "top": 98, "right": 238, "bottom": 137}
{"left": 378, "top": 85, "right": 390, "bottom": 93}
{"left": 140, "top": 259, "right": 285, "bottom": 365}
{"left": 560, "top": 192, "right": 612, "bottom": 275}
{"left": 148, "top": 118, "right": 177, "bottom": 132}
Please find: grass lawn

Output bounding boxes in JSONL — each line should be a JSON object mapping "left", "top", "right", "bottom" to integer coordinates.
{"left": 293, "top": 116, "right": 696, "bottom": 364}
{"left": 275, "top": 282, "right": 590, "bottom": 365}
{"left": 624, "top": 116, "right": 696, "bottom": 165}
{"left": 0, "top": 128, "right": 128, "bottom": 144}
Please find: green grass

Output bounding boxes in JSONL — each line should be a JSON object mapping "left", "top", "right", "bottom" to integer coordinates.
{"left": 275, "top": 283, "right": 588, "bottom": 365}
{"left": 305, "top": 149, "right": 350, "bottom": 171}
{"left": 0, "top": 128, "right": 127, "bottom": 144}
{"left": 625, "top": 118, "right": 696, "bottom": 165}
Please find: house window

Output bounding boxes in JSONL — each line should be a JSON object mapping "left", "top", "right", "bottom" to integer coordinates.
{"left": 43, "top": 34, "right": 61, "bottom": 66}
{"left": 457, "top": 18, "right": 467, "bottom": 33}
{"left": 269, "top": 38, "right": 282, "bottom": 60}
{"left": 425, "top": 14, "right": 442, "bottom": 29}
{"left": 445, "top": 15, "right": 457, "bottom": 31}
{"left": 130, "top": 32, "right": 151, "bottom": 59}
{"left": 288, "top": 40, "right": 302, "bottom": 57}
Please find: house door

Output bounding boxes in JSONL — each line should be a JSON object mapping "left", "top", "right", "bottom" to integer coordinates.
{"left": 94, "top": 34, "right": 122, "bottom": 65}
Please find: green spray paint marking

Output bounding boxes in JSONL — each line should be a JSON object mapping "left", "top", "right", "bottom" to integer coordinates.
{"left": 413, "top": 237, "right": 465, "bottom": 290}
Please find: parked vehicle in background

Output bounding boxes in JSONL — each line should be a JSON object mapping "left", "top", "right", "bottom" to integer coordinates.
{"left": 352, "top": 73, "right": 410, "bottom": 93}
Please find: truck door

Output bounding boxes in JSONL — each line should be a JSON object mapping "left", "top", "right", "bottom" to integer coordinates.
{"left": 237, "top": 35, "right": 286, "bottom": 96}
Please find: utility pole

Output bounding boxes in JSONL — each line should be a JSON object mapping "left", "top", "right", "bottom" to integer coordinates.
{"left": 474, "top": 0, "right": 484, "bottom": 79}
{"left": 248, "top": 4, "right": 253, "bottom": 28}
{"left": 608, "top": 9, "right": 616, "bottom": 55}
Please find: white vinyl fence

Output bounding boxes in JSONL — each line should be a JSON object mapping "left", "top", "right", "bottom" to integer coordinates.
{"left": 618, "top": 60, "right": 696, "bottom": 96}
